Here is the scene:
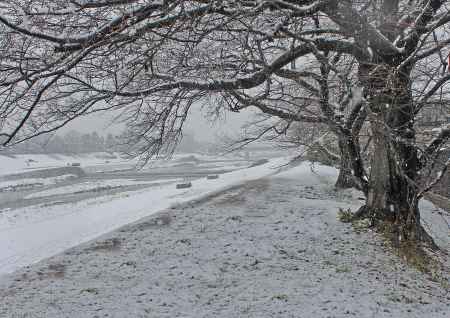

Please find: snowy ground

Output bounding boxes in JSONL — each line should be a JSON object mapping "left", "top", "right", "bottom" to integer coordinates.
{"left": 0, "top": 151, "right": 255, "bottom": 177}
{"left": 0, "top": 152, "right": 133, "bottom": 176}
{"left": 24, "top": 178, "right": 181, "bottom": 199}
{"left": 0, "top": 157, "right": 288, "bottom": 275}
{"left": 0, "top": 152, "right": 259, "bottom": 212}
{"left": 0, "top": 162, "right": 449, "bottom": 317}
{"left": 0, "top": 174, "right": 78, "bottom": 193}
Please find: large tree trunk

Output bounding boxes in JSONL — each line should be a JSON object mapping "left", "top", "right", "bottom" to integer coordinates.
{"left": 366, "top": 112, "right": 391, "bottom": 215}
{"left": 357, "top": 65, "right": 435, "bottom": 246}
{"left": 363, "top": 123, "right": 434, "bottom": 245}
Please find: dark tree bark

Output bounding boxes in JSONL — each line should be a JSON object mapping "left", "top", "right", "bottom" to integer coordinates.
{"left": 335, "top": 137, "right": 356, "bottom": 189}
{"left": 356, "top": 65, "right": 437, "bottom": 246}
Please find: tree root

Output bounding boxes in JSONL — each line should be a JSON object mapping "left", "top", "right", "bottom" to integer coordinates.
{"left": 351, "top": 205, "right": 440, "bottom": 251}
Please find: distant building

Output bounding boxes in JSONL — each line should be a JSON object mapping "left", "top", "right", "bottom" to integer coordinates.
{"left": 417, "top": 102, "right": 450, "bottom": 127}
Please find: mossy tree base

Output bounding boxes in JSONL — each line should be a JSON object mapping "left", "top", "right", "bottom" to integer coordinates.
{"left": 352, "top": 205, "right": 439, "bottom": 251}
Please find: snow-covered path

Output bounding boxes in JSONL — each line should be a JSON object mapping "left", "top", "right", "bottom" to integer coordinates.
{"left": 0, "top": 158, "right": 288, "bottom": 275}
{"left": 1, "top": 163, "right": 449, "bottom": 317}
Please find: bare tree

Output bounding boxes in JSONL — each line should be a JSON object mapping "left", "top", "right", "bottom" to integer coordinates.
{"left": 222, "top": 53, "right": 368, "bottom": 190}
{"left": 0, "top": 1, "right": 449, "bottom": 245}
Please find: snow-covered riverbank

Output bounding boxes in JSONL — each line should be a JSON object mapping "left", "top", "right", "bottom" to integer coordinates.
{"left": 0, "top": 157, "right": 289, "bottom": 275}
{"left": 1, "top": 162, "right": 449, "bottom": 317}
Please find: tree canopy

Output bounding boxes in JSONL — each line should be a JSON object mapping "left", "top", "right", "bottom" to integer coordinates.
{"left": 0, "top": 0, "right": 449, "bottom": 243}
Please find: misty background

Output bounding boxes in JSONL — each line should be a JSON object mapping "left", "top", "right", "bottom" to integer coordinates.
{"left": 5, "top": 106, "right": 259, "bottom": 155}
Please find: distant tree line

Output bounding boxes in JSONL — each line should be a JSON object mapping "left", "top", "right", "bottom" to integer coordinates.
{"left": 2, "top": 130, "right": 204, "bottom": 155}
{"left": 2, "top": 131, "right": 120, "bottom": 155}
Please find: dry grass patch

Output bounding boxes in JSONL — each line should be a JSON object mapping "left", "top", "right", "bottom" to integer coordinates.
{"left": 32, "top": 263, "right": 66, "bottom": 280}
{"left": 133, "top": 213, "right": 173, "bottom": 231}
{"left": 214, "top": 179, "right": 270, "bottom": 206}
{"left": 377, "top": 221, "right": 449, "bottom": 289}
{"left": 85, "top": 237, "right": 122, "bottom": 252}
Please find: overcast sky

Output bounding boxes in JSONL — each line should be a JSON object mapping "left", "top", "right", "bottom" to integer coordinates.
{"left": 59, "top": 106, "right": 256, "bottom": 143}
